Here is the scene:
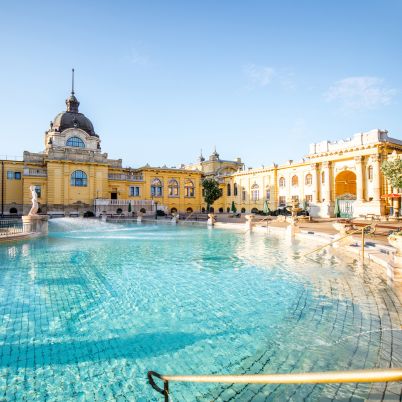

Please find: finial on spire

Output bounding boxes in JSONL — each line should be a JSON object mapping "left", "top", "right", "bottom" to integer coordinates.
{"left": 71, "top": 68, "right": 75, "bottom": 95}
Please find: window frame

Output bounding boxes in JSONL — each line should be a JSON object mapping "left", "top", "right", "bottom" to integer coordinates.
{"left": 70, "top": 170, "right": 88, "bottom": 187}
{"left": 129, "top": 186, "right": 140, "bottom": 197}
{"left": 66, "top": 136, "right": 85, "bottom": 148}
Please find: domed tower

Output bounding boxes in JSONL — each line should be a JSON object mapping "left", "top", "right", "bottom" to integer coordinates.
{"left": 209, "top": 146, "right": 220, "bottom": 162}
{"left": 45, "top": 69, "right": 101, "bottom": 153}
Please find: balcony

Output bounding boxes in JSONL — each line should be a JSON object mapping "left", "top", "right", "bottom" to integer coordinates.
{"left": 23, "top": 168, "right": 47, "bottom": 177}
{"left": 94, "top": 199, "right": 154, "bottom": 206}
{"left": 108, "top": 173, "right": 144, "bottom": 182}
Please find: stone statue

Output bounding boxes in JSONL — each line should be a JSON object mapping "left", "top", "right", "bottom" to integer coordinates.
{"left": 28, "top": 185, "right": 39, "bottom": 216}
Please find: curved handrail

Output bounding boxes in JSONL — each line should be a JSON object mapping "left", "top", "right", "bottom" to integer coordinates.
{"left": 150, "top": 368, "right": 402, "bottom": 384}
{"left": 148, "top": 371, "right": 169, "bottom": 401}
{"left": 148, "top": 368, "right": 402, "bottom": 399}
{"left": 302, "top": 223, "right": 373, "bottom": 258}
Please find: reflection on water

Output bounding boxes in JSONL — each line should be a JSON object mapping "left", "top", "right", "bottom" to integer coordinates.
{"left": 0, "top": 220, "right": 400, "bottom": 401}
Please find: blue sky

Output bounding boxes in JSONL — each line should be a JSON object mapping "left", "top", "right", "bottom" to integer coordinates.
{"left": 0, "top": 1, "right": 401, "bottom": 168}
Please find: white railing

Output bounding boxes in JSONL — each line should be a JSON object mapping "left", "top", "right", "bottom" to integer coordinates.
{"left": 94, "top": 199, "right": 154, "bottom": 206}
{"left": 0, "top": 219, "right": 23, "bottom": 236}
{"left": 108, "top": 174, "right": 144, "bottom": 181}
{"left": 0, "top": 155, "right": 23, "bottom": 161}
{"left": 23, "top": 168, "right": 47, "bottom": 177}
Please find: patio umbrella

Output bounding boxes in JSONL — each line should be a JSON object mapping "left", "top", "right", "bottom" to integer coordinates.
{"left": 334, "top": 198, "right": 340, "bottom": 218}
{"left": 231, "top": 201, "right": 237, "bottom": 213}
{"left": 263, "top": 200, "right": 270, "bottom": 215}
{"left": 381, "top": 194, "right": 401, "bottom": 198}
{"left": 128, "top": 201, "right": 132, "bottom": 213}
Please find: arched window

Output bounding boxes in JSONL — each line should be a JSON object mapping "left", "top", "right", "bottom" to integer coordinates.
{"left": 186, "top": 207, "right": 193, "bottom": 213}
{"left": 305, "top": 174, "right": 312, "bottom": 186}
{"left": 70, "top": 170, "right": 87, "bottom": 187}
{"left": 185, "top": 179, "right": 195, "bottom": 197}
{"left": 368, "top": 165, "right": 373, "bottom": 181}
{"left": 251, "top": 183, "right": 259, "bottom": 201}
{"left": 171, "top": 207, "right": 177, "bottom": 214}
{"left": 234, "top": 183, "right": 238, "bottom": 196}
{"left": 279, "top": 177, "right": 286, "bottom": 188}
{"left": 227, "top": 183, "right": 231, "bottom": 196}
{"left": 168, "top": 179, "right": 179, "bottom": 196}
{"left": 9, "top": 207, "right": 17, "bottom": 214}
{"left": 291, "top": 175, "right": 299, "bottom": 186}
{"left": 321, "top": 171, "right": 325, "bottom": 184}
{"left": 151, "top": 178, "right": 163, "bottom": 197}
{"left": 66, "top": 137, "right": 85, "bottom": 148}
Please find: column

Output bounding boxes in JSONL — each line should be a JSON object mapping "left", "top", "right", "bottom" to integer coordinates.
{"left": 354, "top": 156, "right": 364, "bottom": 202}
{"left": 322, "top": 161, "right": 332, "bottom": 203}
{"left": 310, "top": 163, "right": 319, "bottom": 203}
{"left": 370, "top": 154, "right": 381, "bottom": 202}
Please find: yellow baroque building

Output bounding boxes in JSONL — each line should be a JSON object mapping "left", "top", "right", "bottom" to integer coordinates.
{"left": 0, "top": 88, "right": 204, "bottom": 217}
{"left": 222, "top": 129, "right": 402, "bottom": 218}
{"left": 1, "top": 83, "right": 401, "bottom": 219}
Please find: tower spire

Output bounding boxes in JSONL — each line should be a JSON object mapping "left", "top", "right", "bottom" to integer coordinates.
{"left": 66, "top": 68, "right": 80, "bottom": 113}
{"left": 71, "top": 68, "right": 75, "bottom": 95}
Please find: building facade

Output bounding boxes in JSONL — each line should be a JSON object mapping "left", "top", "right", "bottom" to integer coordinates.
{"left": 222, "top": 129, "right": 402, "bottom": 218}
{"left": 0, "top": 88, "right": 204, "bottom": 217}
{"left": 1, "top": 84, "right": 401, "bottom": 219}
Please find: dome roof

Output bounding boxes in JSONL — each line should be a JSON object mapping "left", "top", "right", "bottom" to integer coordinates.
{"left": 50, "top": 78, "right": 98, "bottom": 137}
{"left": 52, "top": 110, "right": 97, "bottom": 137}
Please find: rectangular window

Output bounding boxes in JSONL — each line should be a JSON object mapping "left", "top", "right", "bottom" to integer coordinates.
{"left": 305, "top": 195, "right": 313, "bottom": 204}
{"left": 169, "top": 187, "right": 179, "bottom": 196}
{"left": 151, "top": 186, "right": 163, "bottom": 197}
{"left": 34, "top": 185, "right": 41, "bottom": 198}
{"left": 130, "top": 186, "right": 140, "bottom": 197}
{"left": 186, "top": 187, "right": 195, "bottom": 197}
{"left": 251, "top": 190, "right": 259, "bottom": 201}
{"left": 14, "top": 172, "right": 21, "bottom": 180}
{"left": 279, "top": 196, "right": 286, "bottom": 206}
{"left": 266, "top": 188, "right": 271, "bottom": 200}
{"left": 242, "top": 189, "right": 246, "bottom": 201}
{"left": 7, "top": 171, "right": 13, "bottom": 180}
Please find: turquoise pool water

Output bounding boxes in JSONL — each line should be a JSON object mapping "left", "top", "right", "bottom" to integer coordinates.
{"left": 0, "top": 219, "right": 401, "bottom": 401}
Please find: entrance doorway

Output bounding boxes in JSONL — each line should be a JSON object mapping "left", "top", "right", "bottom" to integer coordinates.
{"left": 335, "top": 170, "right": 356, "bottom": 198}
{"left": 335, "top": 170, "right": 357, "bottom": 218}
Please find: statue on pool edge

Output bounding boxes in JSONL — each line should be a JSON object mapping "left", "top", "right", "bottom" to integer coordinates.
{"left": 28, "top": 185, "right": 39, "bottom": 216}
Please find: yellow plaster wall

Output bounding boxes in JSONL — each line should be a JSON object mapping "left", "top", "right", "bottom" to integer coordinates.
{"left": 1, "top": 161, "right": 24, "bottom": 204}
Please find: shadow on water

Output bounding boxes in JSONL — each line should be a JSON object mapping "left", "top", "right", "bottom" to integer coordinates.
{"left": 0, "top": 331, "right": 203, "bottom": 368}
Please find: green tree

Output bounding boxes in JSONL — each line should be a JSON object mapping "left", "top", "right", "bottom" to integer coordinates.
{"left": 382, "top": 159, "right": 402, "bottom": 189}
{"left": 202, "top": 178, "right": 221, "bottom": 212}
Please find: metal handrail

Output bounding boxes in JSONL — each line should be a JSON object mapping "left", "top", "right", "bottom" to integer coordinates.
{"left": 184, "top": 211, "right": 195, "bottom": 222}
{"left": 302, "top": 223, "right": 374, "bottom": 258}
{"left": 148, "top": 368, "right": 402, "bottom": 401}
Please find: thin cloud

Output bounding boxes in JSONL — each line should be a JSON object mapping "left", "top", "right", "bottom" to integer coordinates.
{"left": 244, "top": 64, "right": 275, "bottom": 87}
{"left": 325, "top": 76, "right": 396, "bottom": 110}
{"left": 128, "top": 48, "right": 150, "bottom": 66}
{"left": 244, "top": 64, "right": 295, "bottom": 90}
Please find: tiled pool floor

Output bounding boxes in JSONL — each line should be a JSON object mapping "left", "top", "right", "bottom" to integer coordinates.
{"left": 0, "top": 221, "right": 401, "bottom": 401}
